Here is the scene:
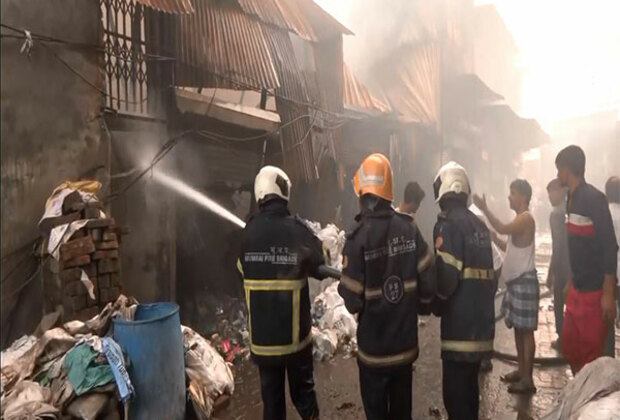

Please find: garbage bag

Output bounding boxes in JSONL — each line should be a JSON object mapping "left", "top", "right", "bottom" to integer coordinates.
{"left": 1, "top": 328, "right": 76, "bottom": 396}
{"left": 576, "top": 391, "right": 620, "bottom": 420}
{"left": 312, "top": 328, "right": 338, "bottom": 361}
{"left": 544, "top": 357, "right": 620, "bottom": 420}
{"left": 182, "top": 326, "right": 235, "bottom": 419}
{"left": 64, "top": 344, "right": 114, "bottom": 397}
{"left": 314, "top": 283, "right": 357, "bottom": 343}
{"left": 0, "top": 380, "right": 59, "bottom": 420}
{"left": 66, "top": 393, "right": 110, "bottom": 420}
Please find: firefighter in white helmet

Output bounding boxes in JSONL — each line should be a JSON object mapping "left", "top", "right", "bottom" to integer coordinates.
{"left": 340, "top": 154, "right": 436, "bottom": 420}
{"left": 238, "top": 166, "right": 327, "bottom": 420}
{"left": 432, "top": 162, "right": 496, "bottom": 420}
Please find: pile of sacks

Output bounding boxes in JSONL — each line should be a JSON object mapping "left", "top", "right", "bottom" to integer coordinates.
{"left": 305, "top": 221, "right": 358, "bottom": 361}
{"left": 1, "top": 296, "right": 138, "bottom": 420}
{"left": 543, "top": 357, "right": 620, "bottom": 420}
{"left": 1, "top": 296, "right": 235, "bottom": 420}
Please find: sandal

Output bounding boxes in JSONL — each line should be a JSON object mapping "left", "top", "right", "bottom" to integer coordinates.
{"left": 508, "top": 380, "right": 537, "bottom": 394}
{"left": 500, "top": 370, "right": 522, "bottom": 383}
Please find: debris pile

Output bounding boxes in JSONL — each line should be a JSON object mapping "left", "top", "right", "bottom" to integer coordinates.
{"left": 209, "top": 298, "right": 250, "bottom": 364}
{"left": 183, "top": 326, "right": 235, "bottom": 419}
{"left": 305, "top": 221, "right": 358, "bottom": 361}
{"left": 39, "top": 181, "right": 124, "bottom": 321}
{"left": 1, "top": 296, "right": 138, "bottom": 420}
{"left": 1, "top": 296, "right": 235, "bottom": 420}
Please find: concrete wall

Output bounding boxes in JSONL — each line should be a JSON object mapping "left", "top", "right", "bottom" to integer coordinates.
{"left": 1, "top": 0, "right": 107, "bottom": 347}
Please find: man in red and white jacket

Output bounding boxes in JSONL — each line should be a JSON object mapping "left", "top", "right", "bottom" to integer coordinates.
{"left": 555, "top": 145, "right": 618, "bottom": 373}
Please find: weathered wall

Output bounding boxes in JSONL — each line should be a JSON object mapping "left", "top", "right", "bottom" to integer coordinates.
{"left": 1, "top": 0, "right": 107, "bottom": 347}
{"left": 108, "top": 125, "right": 176, "bottom": 305}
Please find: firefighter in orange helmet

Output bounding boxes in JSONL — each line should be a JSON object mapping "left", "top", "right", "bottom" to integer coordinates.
{"left": 340, "top": 153, "right": 436, "bottom": 420}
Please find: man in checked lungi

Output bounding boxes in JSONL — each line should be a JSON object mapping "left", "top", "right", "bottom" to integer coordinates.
{"left": 474, "top": 179, "right": 539, "bottom": 394}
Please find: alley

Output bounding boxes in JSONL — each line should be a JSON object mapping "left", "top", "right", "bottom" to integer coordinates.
{"left": 216, "top": 233, "right": 619, "bottom": 420}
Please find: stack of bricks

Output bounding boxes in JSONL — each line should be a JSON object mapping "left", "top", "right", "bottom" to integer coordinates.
{"left": 43, "top": 193, "right": 123, "bottom": 322}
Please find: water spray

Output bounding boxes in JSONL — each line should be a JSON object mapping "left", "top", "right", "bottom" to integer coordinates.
{"left": 152, "top": 170, "right": 342, "bottom": 279}
{"left": 152, "top": 170, "right": 246, "bottom": 229}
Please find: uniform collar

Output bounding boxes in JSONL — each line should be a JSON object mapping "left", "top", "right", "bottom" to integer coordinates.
{"left": 259, "top": 200, "right": 290, "bottom": 216}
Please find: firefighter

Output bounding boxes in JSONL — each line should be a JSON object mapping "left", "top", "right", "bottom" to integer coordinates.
{"left": 238, "top": 166, "right": 327, "bottom": 420}
{"left": 432, "top": 162, "right": 496, "bottom": 420}
{"left": 339, "top": 153, "right": 436, "bottom": 420}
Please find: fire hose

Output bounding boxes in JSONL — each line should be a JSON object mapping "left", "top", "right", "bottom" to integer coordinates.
{"left": 318, "top": 266, "right": 566, "bottom": 366}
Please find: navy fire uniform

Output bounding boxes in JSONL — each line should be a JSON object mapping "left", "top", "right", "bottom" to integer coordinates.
{"left": 433, "top": 198, "right": 496, "bottom": 420}
{"left": 238, "top": 199, "right": 326, "bottom": 420}
{"left": 339, "top": 203, "right": 435, "bottom": 420}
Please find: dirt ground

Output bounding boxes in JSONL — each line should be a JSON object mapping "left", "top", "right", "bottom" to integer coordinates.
{"left": 215, "top": 233, "right": 619, "bottom": 420}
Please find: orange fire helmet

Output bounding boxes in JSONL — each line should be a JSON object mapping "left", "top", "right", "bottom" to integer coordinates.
{"left": 354, "top": 153, "right": 394, "bottom": 202}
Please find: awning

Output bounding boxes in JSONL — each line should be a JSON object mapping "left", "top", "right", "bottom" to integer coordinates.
{"left": 175, "top": 89, "right": 281, "bottom": 132}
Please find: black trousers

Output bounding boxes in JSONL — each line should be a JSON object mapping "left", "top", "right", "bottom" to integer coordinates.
{"left": 358, "top": 364, "right": 413, "bottom": 420}
{"left": 442, "top": 360, "right": 480, "bottom": 420}
{"left": 257, "top": 350, "right": 319, "bottom": 420}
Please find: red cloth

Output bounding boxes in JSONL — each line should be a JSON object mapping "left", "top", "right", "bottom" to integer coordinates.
{"left": 562, "top": 286, "right": 609, "bottom": 373}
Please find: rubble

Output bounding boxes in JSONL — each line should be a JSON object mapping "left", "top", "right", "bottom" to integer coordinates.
{"left": 1, "top": 295, "right": 234, "bottom": 420}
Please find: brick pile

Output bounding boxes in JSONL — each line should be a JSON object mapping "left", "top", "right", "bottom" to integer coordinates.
{"left": 43, "top": 193, "right": 124, "bottom": 321}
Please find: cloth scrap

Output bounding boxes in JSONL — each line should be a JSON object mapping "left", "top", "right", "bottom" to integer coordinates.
{"left": 64, "top": 344, "right": 114, "bottom": 396}
{"left": 101, "top": 337, "right": 134, "bottom": 402}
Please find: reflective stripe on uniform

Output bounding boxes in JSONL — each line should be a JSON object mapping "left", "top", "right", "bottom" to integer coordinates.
{"left": 340, "top": 275, "right": 364, "bottom": 295}
{"left": 436, "top": 250, "right": 463, "bottom": 271}
{"left": 364, "top": 279, "right": 418, "bottom": 300}
{"left": 462, "top": 268, "right": 495, "bottom": 280}
{"left": 250, "top": 332, "right": 313, "bottom": 356}
{"left": 441, "top": 339, "right": 494, "bottom": 352}
{"left": 357, "top": 347, "right": 419, "bottom": 367}
{"left": 244, "top": 278, "right": 308, "bottom": 356}
{"left": 236, "top": 259, "right": 244, "bottom": 276}
{"left": 417, "top": 250, "right": 434, "bottom": 273}
{"left": 243, "top": 278, "right": 307, "bottom": 291}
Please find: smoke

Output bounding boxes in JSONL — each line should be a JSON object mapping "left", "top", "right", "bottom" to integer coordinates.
{"left": 152, "top": 170, "right": 246, "bottom": 229}
{"left": 345, "top": 0, "right": 473, "bottom": 80}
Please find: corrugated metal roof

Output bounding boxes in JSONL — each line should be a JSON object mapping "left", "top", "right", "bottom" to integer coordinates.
{"left": 174, "top": 0, "right": 280, "bottom": 89}
{"left": 343, "top": 63, "right": 391, "bottom": 115}
{"left": 378, "top": 43, "right": 441, "bottom": 125}
{"left": 262, "top": 27, "right": 317, "bottom": 181}
{"left": 236, "top": 0, "right": 352, "bottom": 42}
{"left": 136, "top": 0, "right": 194, "bottom": 14}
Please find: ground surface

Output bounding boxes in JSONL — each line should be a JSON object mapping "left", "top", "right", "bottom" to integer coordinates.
{"left": 216, "top": 233, "right": 619, "bottom": 420}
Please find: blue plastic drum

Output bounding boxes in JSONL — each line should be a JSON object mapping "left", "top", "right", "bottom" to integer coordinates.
{"left": 113, "top": 303, "right": 185, "bottom": 420}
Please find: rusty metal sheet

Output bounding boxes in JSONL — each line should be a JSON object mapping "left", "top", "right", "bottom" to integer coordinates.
{"left": 262, "top": 27, "right": 317, "bottom": 181}
{"left": 343, "top": 63, "right": 391, "bottom": 115}
{"left": 173, "top": 0, "right": 280, "bottom": 90}
{"left": 237, "top": 0, "right": 352, "bottom": 42}
{"left": 377, "top": 43, "right": 441, "bottom": 125}
{"left": 136, "top": 0, "right": 194, "bottom": 14}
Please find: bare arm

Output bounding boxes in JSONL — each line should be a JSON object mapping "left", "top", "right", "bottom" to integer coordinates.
{"left": 473, "top": 194, "right": 533, "bottom": 236}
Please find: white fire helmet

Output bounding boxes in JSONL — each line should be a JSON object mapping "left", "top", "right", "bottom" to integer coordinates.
{"left": 433, "top": 161, "right": 471, "bottom": 202}
{"left": 254, "top": 165, "right": 291, "bottom": 203}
